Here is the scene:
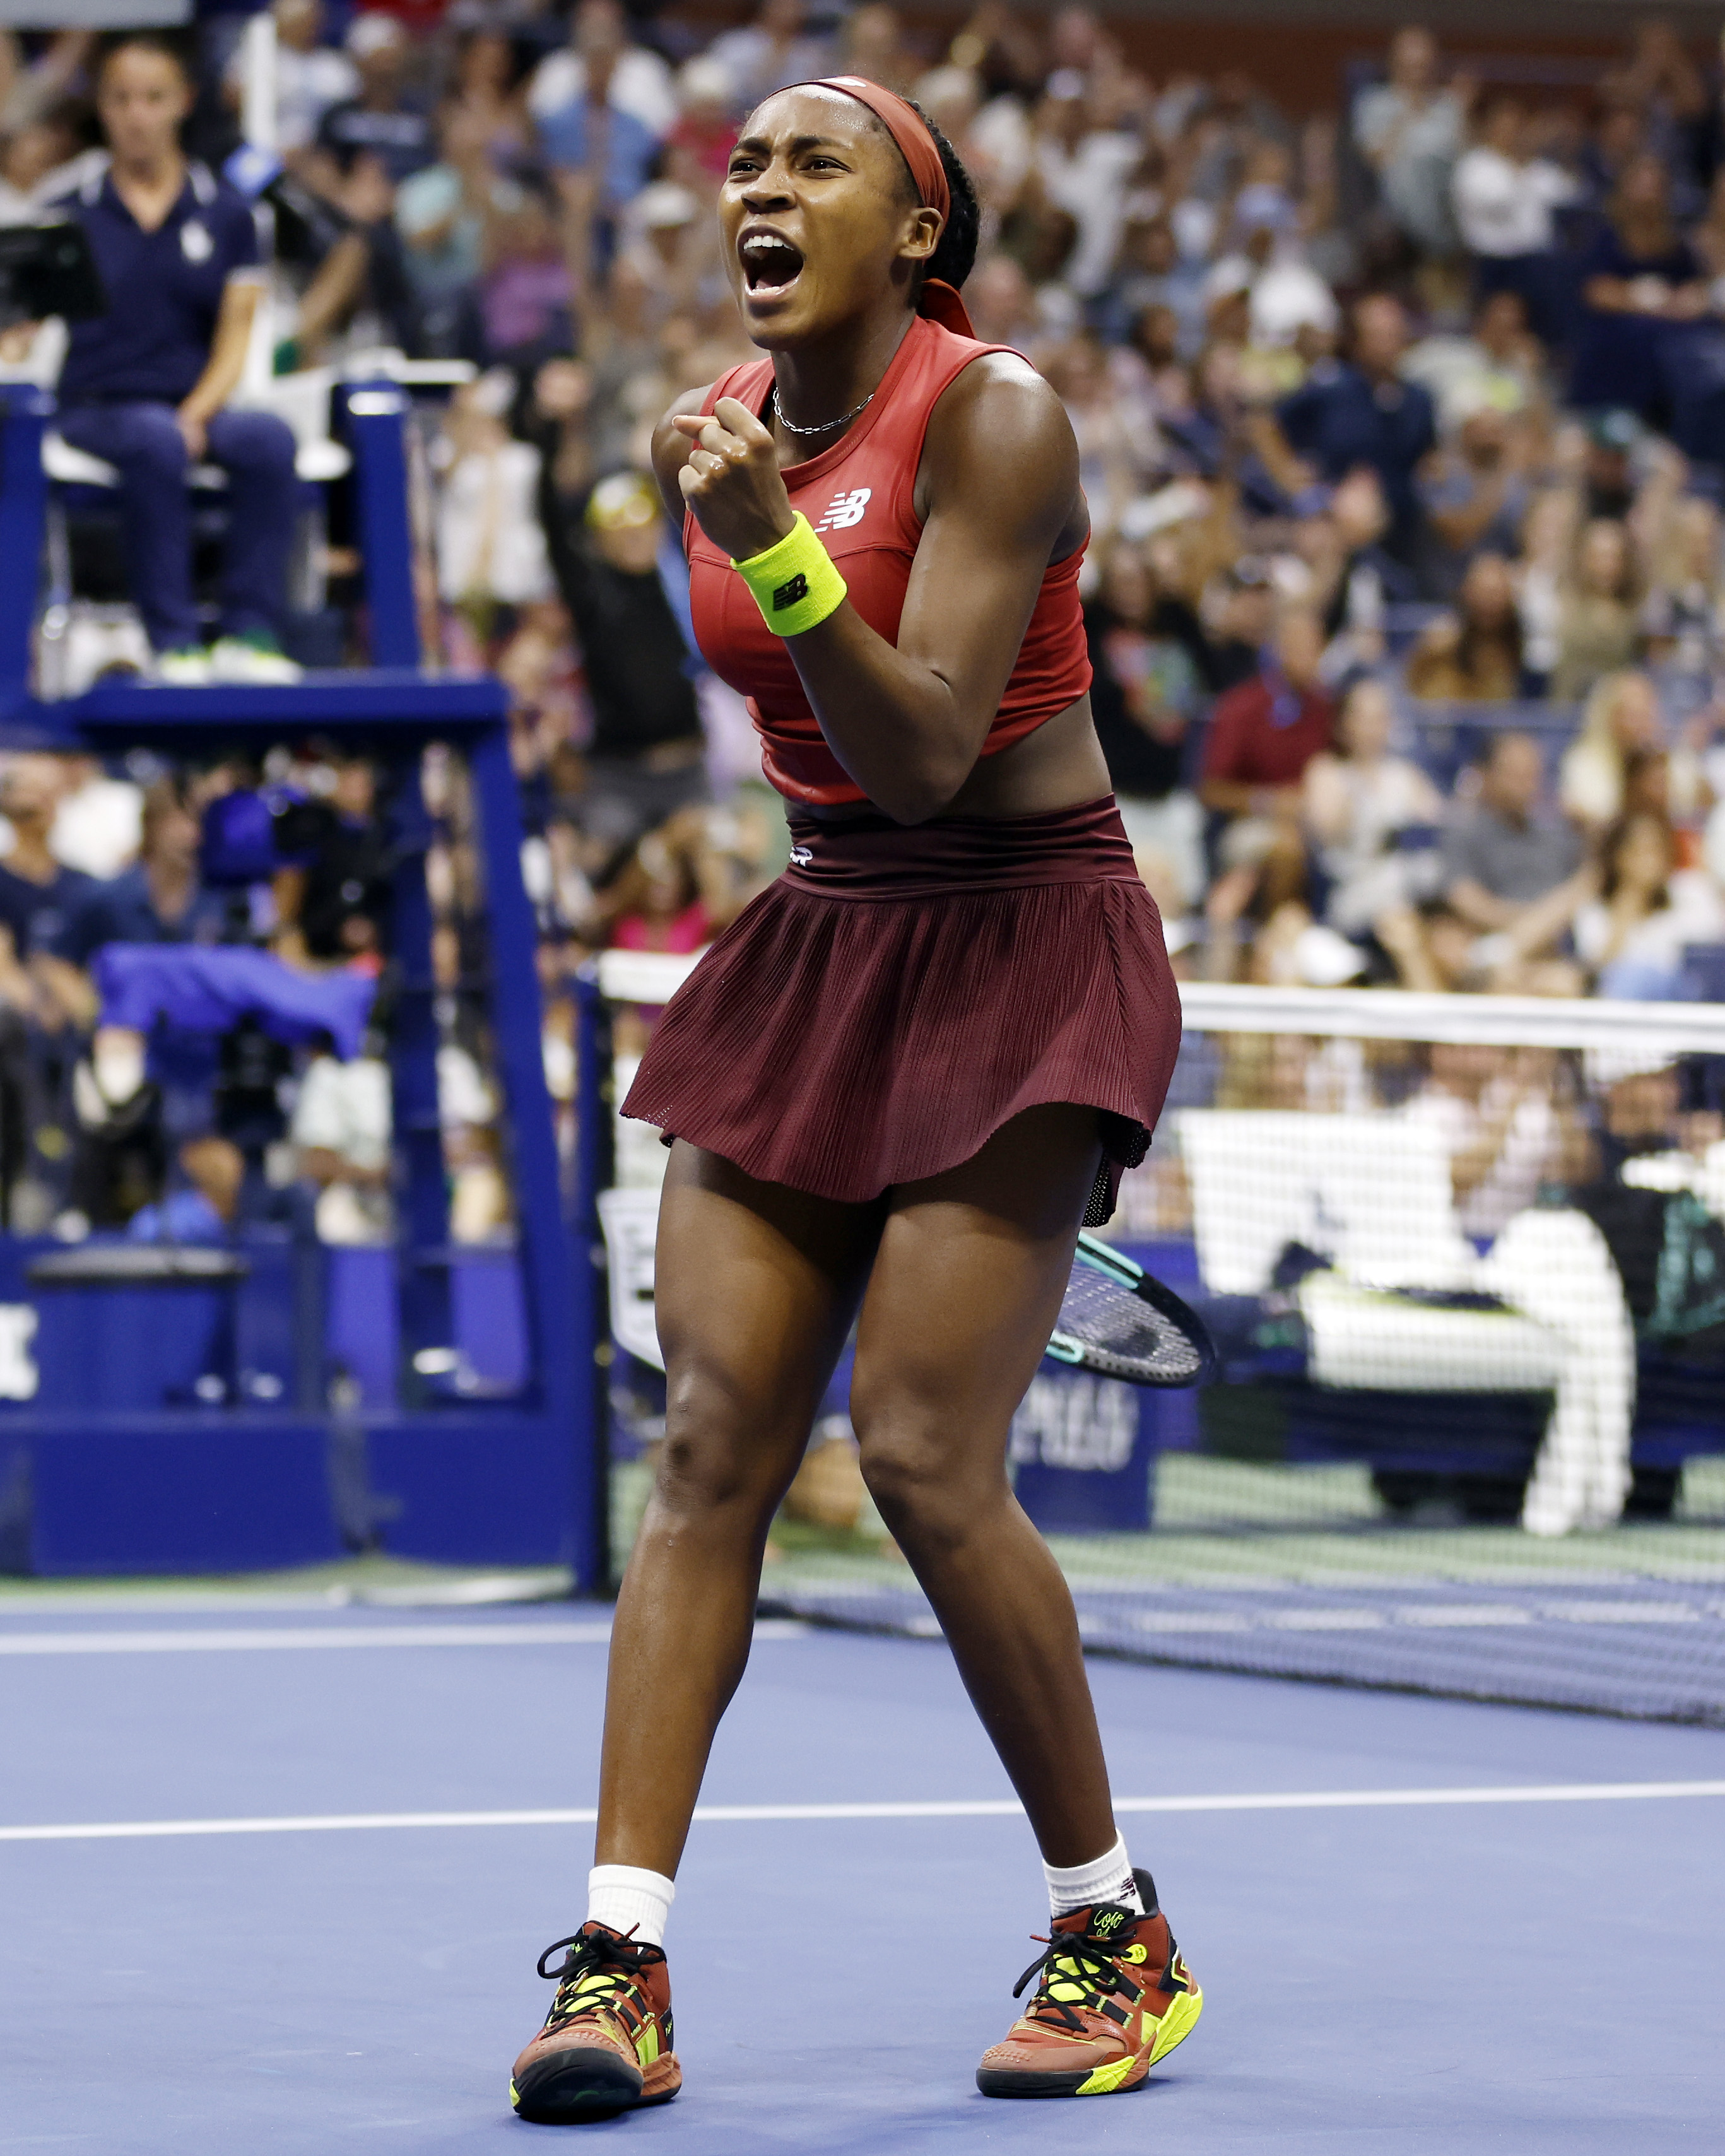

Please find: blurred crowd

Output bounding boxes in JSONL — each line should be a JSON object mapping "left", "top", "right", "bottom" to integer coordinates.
{"left": 12, "top": 4, "right": 1725, "bottom": 1240}
{"left": 0, "top": 741, "right": 533, "bottom": 1247}
{"left": 237, "top": 0, "right": 1725, "bottom": 999}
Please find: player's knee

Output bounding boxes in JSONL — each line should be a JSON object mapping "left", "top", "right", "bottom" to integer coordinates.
{"left": 854, "top": 1411, "right": 982, "bottom": 1543}
{"left": 654, "top": 1364, "right": 789, "bottom": 1517}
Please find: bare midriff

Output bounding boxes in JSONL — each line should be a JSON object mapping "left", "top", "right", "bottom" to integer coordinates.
{"left": 801, "top": 691, "right": 1110, "bottom": 822}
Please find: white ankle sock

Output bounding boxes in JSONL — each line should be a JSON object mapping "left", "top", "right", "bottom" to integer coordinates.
{"left": 1044, "top": 1835, "right": 1143, "bottom": 1919}
{"left": 586, "top": 1864, "right": 675, "bottom": 1948}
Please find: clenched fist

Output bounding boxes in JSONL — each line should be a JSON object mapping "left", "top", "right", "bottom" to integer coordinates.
{"left": 671, "top": 397, "right": 797, "bottom": 562}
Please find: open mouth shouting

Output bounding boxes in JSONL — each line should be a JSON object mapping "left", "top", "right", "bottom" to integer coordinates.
{"left": 738, "top": 227, "right": 805, "bottom": 300}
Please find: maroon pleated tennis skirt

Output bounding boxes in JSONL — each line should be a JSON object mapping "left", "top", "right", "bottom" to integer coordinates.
{"left": 620, "top": 794, "right": 1181, "bottom": 1223}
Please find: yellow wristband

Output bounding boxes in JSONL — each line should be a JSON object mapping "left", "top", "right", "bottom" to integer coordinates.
{"left": 731, "top": 512, "right": 847, "bottom": 637}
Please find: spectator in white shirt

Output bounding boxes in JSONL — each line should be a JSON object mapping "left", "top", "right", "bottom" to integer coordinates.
{"left": 228, "top": 0, "right": 356, "bottom": 160}
{"left": 1558, "top": 668, "right": 1663, "bottom": 832}
{"left": 528, "top": 0, "right": 674, "bottom": 140}
{"left": 1032, "top": 70, "right": 1141, "bottom": 299}
{"left": 435, "top": 373, "right": 553, "bottom": 608}
{"left": 1452, "top": 96, "right": 1579, "bottom": 345}
{"left": 1353, "top": 27, "right": 1470, "bottom": 257}
{"left": 1572, "top": 810, "right": 1724, "bottom": 999}
{"left": 1403, "top": 1044, "right": 1581, "bottom": 1243}
{"left": 47, "top": 758, "right": 142, "bottom": 880}
{"left": 1303, "top": 675, "right": 1445, "bottom": 941}
{"left": 291, "top": 1049, "right": 392, "bottom": 1244}
{"left": 967, "top": 84, "right": 1035, "bottom": 206}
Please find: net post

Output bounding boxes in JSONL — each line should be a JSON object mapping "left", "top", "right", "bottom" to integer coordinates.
{"left": 572, "top": 965, "right": 616, "bottom": 1595}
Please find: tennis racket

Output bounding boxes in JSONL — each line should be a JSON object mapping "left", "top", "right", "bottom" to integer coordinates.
{"left": 601, "top": 1194, "right": 1214, "bottom": 1388}
{"left": 1045, "top": 1232, "right": 1217, "bottom": 1388}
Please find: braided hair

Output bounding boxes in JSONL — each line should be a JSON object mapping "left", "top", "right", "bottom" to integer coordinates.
{"left": 905, "top": 102, "right": 980, "bottom": 290}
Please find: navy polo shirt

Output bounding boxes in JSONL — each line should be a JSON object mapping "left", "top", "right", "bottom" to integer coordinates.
{"left": 1276, "top": 360, "right": 1437, "bottom": 534}
{"left": 0, "top": 863, "right": 95, "bottom": 958}
{"left": 51, "top": 866, "right": 230, "bottom": 968}
{"left": 49, "top": 158, "right": 260, "bottom": 407}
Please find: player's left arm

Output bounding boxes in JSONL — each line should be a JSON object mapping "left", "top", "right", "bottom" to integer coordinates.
{"left": 177, "top": 269, "right": 265, "bottom": 459}
{"left": 673, "top": 354, "right": 1080, "bottom": 824}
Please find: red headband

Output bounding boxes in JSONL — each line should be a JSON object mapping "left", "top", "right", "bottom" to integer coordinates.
{"left": 812, "top": 74, "right": 950, "bottom": 223}
{"left": 796, "top": 75, "right": 974, "bottom": 336}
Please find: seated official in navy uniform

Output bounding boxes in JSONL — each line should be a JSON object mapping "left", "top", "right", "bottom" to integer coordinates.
{"left": 46, "top": 35, "right": 301, "bottom": 684}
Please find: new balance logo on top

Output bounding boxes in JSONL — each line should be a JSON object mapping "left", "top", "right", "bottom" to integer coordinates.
{"left": 815, "top": 486, "right": 871, "bottom": 533}
{"left": 772, "top": 573, "right": 809, "bottom": 610}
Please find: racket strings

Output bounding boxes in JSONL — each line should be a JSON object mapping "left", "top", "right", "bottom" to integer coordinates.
{"left": 1054, "top": 1268, "right": 1207, "bottom": 1384}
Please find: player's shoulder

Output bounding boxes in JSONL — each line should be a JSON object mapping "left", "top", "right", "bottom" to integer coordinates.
{"left": 918, "top": 340, "right": 1078, "bottom": 534}
{"left": 926, "top": 345, "right": 1073, "bottom": 478}
{"left": 939, "top": 343, "right": 1063, "bottom": 423}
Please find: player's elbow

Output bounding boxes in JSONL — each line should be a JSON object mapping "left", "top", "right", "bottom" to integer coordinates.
{"left": 866, "top": 789, "right": 941, "bottom": 827}
{"left": 864, "top": 743, "right": 978, "bottom": 826}
{"left": 875, "top": 784, "right": 951, "bottom": 826}
{"left": 873, "top": 765, "right": 974, "bottom": 826}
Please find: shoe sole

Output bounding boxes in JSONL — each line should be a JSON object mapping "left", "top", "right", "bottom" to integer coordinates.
{"left": 510, "top": 2049, "right": 681, "bottom": 2122}
{"left": 975, "top": 1982, "right": 1203, "bottom": 2099}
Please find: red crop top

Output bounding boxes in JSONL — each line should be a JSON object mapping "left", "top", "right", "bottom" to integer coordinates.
{"left": 683, "top": 314, "right": 1092, "bottom": 808}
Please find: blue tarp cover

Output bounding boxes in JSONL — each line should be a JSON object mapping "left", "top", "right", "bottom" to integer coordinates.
{"left": 93, "top": 945, "right": 375, "bottom": 1059}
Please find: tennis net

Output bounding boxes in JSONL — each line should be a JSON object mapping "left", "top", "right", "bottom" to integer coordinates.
{"left": 589, "top": 955, "right": 1725, "bottom": 1725}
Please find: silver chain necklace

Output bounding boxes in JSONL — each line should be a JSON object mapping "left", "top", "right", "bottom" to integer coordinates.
{"left": 770, "top": 384, "right": 876, "bottom": 439}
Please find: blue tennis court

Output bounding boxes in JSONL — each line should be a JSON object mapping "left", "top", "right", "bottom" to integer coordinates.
{"left": 5, "top": 1603, "right": 1722, "bottom": 2155}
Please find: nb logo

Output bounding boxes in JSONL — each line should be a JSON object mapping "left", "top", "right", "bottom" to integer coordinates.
{"left": 772, "top": 573, "right": 809, "bottom": 611}
{"left": 815, "top": 486, "right": 872, "bottom": 533}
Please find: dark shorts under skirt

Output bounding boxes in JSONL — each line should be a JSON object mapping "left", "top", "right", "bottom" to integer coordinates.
{"left": 620, "top": 794, "right": 1181, "bottom": 1224}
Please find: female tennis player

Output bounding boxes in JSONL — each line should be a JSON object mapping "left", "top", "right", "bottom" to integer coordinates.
{"left": 509, "top": 77, "right": 1198, "bottom": 2122}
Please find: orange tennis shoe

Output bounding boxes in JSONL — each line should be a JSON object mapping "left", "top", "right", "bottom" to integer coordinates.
{"left": 509, "top": 1923, "right": 681, "bottom": 2122}
{"left": 976, "top": 1868, "right": 1202, "bottom": 2098}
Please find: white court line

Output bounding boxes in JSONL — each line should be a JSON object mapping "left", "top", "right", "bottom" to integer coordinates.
{"left": 4, "top": 1606, "right": 1716, "bottom": 1653}
{"left": 3, "top": 1781, "right": 1723, "bottom": 1844}
{"left": 1127, "top": 1603, "right": 1722, "bottom": 1634}
{"left": 1540, "top": 1602, "right": 1701, "bottom": 1625}
{"left": 0, "top": 1620, "right": 808, "bottom": 1656}
{"left": 0, "top": 1623, "right": 613, "bottom": 1655}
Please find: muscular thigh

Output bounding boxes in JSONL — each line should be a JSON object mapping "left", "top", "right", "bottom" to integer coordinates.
{"left": 654, "top": 1141, "right": 884, "bottom": 1480}
{"left": 850, "top": 1104, "right": 1101, "bottom": 1472}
